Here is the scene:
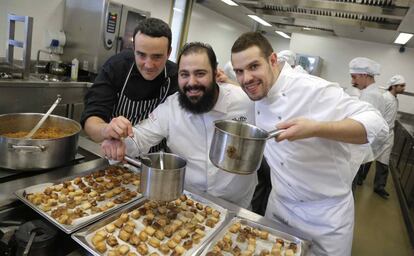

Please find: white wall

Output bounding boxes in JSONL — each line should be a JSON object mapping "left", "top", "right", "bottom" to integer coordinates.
{"left": 0, "top": 0, "right": 172, "bottom": 60}
{"left": 290, "top": 33, "right": 414, "bottom": 114}
{"left": 187, "top": 4, "right": 290, "bottom": 69}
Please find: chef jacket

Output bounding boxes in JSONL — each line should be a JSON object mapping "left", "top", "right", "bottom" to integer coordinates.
{"left": 256, "top": 64, "right": 388, "bottom": 202}
{"left": 125, "top": 84, "right": 258, "bottom": 208}
{"left": 358, "top": 82, "right": 389, "bottom": 162}
{"left": 377, "top": 91, "right": 398, "bottom": 164}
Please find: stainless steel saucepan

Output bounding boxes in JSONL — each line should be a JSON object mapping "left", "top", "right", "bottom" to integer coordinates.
{"left": 209, "top": 120, "right": 285, "bottom": 175}
{"left": 125, "top": 153, "right": 186, "bottom": 201}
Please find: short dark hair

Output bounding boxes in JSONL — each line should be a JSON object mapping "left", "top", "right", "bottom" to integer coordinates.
{"left": 231, "top": 32, "right": 273, "bottom": 58}
{"left": 177, "top": 42, "right": 218, "bottom": 73}
{"left": 133, "top": 18, "right": 172, "bottom": 50}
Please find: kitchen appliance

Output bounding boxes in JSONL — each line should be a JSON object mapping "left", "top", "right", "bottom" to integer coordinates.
{"left": 0, "top": 113, "right": 81, "bottom": 171}
{"left": 62, "top": 0, "right": 150, "bottom": 74}
{"left": 209, "top": 120, "right": 284, "bottom": 175}
{"left": 296, "top": 54, "right": 323, "bottom": 76}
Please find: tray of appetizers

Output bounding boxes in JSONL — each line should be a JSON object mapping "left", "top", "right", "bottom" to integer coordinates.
{"left": 15, "top": 164, "right": 142, "bottom": 234}
{"left": 200, "top": 217, "right": 309, "bottom": 256}
{"left": 72, "top": 191, "right": 233, "bottom": 256}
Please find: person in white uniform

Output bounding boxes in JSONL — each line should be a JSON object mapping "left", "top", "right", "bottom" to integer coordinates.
{"left": 230, "top": 32, "right": 388, "bottom": 256}
{"left": 277, "top": 50, "right": 308, "bottom": 74}
{"left": 101, "top": 42, "right": 257, "bottom": 208}
{"left": 349, "top": 57, "right": 389, "bottom": 197}
{"left": 375, "top": 75, "right": 406, "bottom": 194}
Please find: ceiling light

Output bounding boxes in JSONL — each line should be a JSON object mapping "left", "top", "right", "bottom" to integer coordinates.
{"left": 221, "top": 0, "right": 238, "bottom": 6}
{"left": 303, "top": 27, "right": 311, "bottom": 31}
{"left": 247, "top": 15, "right": 272, "bottom": 27}
{"left": 394, "top": 32, "right": 413, "bottom": 45}
{"left": 275, "top": 31, "right": 290, "bottom": 39}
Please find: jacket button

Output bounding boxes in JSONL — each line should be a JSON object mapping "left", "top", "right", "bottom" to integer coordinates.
{"left": 278, "top": 116, "right": 282, "bottom": 120}
{"left": 257, "top": 111, "right": 260, "bottom": 115}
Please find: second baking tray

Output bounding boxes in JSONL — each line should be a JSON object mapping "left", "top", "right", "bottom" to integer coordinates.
{"left": 15, "top": 163, "right": 142, "bottom": 234}
{"left": 72, "top": 191, "right": 234, "bottom": 256}
{"left": 199, "top": 216, "right": 310, "bottom": 256}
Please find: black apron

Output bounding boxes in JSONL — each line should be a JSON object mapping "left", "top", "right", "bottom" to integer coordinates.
{"left": 112, "top": 63, "right": 170, "bottom": 152}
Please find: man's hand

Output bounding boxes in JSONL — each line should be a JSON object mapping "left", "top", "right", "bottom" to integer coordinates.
{"left": 275, "top": 117, "right": 319, "bottom": 142}
{"left": 101, "top": 116, "right": 133, "bottom": 140}
{"left": 101, "top": 139, "right": 126, "bottom": 162}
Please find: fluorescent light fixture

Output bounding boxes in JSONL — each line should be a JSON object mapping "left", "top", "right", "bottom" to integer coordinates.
{"left": 303, "top": 27, "right": 311, "bottom": 31}
{"left": 247, "top": 15, "right": 272, "bottom": 27}
{"left": 221, "top": 0, "right": 238, "bottom": 6}
{"left": 275, "top": 31, "right": 290, "bottom": 39}
{"left": 394, "top": 32, "right": 413, "bottom": 45}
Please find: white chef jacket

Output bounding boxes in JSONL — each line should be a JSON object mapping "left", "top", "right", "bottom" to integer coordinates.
{"left": 125, "top": 84, "right": 258, "bottom": 208}
{"left": 259, "top": 64, "right": 388, "bottom": 256}
{"left": 377, "top": 91, "right": 398, "bottom": 164}
{"left": 359, "top": 82, "right": 389, "bottom": 162}
{"left": 293, "top": 65, "right": 308, "bottom": 74}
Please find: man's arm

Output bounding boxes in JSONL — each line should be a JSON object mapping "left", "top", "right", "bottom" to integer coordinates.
{"left": 84, "top": 116, "right": 133, "bottom": 142}
{"left": 276, "top": 117, "right": 367, "bottom": 144}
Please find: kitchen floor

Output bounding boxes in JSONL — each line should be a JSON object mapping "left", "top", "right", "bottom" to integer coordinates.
{"left": 352, "top": 163, "right": 413, "bottom": 255}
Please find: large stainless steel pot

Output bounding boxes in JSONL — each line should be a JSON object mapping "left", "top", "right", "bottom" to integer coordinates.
{"left": 0, "top": 113, "right": 81, "bottom": 171}
{"left": 209, "top": 120, "right": 284, "bottom": 175}
{"left": 126, "top": 153, "right": 186, "bottom": 201}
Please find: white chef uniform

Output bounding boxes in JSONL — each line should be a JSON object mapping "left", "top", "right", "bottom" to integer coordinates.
{"left": 258, "top": 64, "right": 388, "bottom": 255}
{"left": 377, "top": 90, "right": 398, "bottom": 164}
{"left": 359, "top": 83, "right": 389, "bottom": 162}
{"left": 125, "top": 84, "right": 258, "bottom": 208}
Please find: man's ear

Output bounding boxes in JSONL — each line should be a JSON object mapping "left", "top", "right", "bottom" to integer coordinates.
{"left": 269, "top": 52, "right": 277, "bottom": 67}
{"left": 167, "top": 47, "right": 172, "bottom": 58}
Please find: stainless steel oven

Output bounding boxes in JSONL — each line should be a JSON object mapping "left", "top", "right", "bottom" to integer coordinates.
{"left": 62, "top": 0, "right": 150, "bottom": 73}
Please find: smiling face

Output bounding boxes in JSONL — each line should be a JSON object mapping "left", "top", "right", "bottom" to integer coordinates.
{"left": 134, "top": 32, "right": 171, "bottom": 81}
{"left": 231, "top": 46, "right": 278, "bottom": 101}
{"left": 178, "top": 51, "right": 218, "bottom": 114}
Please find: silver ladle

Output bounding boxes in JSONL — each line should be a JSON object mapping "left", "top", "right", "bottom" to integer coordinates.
{"left": 24, "top": 95, "right": 62, "bottom": 139}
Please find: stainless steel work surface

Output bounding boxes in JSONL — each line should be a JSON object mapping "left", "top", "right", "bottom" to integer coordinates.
{"left": 14, "top": 163, "right": 142, "bottom": 234}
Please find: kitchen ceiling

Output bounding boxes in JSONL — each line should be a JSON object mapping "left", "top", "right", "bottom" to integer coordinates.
{"left": 196, "top": 0, "right": 414, "bottom": 48}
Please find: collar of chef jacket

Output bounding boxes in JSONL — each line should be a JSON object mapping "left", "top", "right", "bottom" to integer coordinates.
{"left": 265, "top": 62, "right": 294, "bottom": 101}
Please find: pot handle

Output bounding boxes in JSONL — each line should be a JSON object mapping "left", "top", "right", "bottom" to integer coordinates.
{"left": 267, "top": 129, "right": 286, "bottom": 139}
{"left": 125, "top": 155, "right": 142, "bottom": 168}
{"left": 11, "top": 145, "right": 46, "bottom": 152}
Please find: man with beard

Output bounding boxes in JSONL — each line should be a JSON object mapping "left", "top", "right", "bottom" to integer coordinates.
{"left": 230, "top": 32, "right": 388, "bottom": 255}
{"left": 101, "top": 42, "right": 257, "bottom": 208}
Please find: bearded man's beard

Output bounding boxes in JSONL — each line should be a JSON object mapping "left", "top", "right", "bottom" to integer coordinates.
{"left": 178, "top": 82, "right": 219, "bottom": 114}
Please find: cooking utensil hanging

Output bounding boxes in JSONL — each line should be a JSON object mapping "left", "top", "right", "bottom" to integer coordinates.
{"left": 24, "top": 95, "right": 62, "bottom": 139}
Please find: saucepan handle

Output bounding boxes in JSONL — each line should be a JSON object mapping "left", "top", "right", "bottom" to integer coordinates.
{"left": 125, "top": 155, "right": 142, "bottom": 168}
{"left": 267, "top": 129, "right": 286, "bottom": 139}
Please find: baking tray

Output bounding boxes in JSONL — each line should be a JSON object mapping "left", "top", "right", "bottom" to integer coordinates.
{"left": 199, "top": 216, "right": 310, "bottom": 256}
{"left": 15, "top": 163, "right": 142, "bottom": 234}
{"left": 72, "top": 191, "right": 234, "bottom": 256}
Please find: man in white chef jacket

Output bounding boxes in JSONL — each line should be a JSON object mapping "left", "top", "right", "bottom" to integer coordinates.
{"left": 375, "top": 75, "right": 406, "bottom": 196}
{"left": 230, "top": 32, "right": 388, "bottom": 256}
{"left": 101, "top": 42, "right": 257, "bottom": 208}
{"left": 349, "top": 57, "right": 388, "bottom": 197}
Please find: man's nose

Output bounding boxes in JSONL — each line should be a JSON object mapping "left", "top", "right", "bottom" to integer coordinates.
{"left": 243, "top": 71, "right": 253, "bottom": 84}
{"left": 188, "top": 74, "right": 197, "bottom": 85}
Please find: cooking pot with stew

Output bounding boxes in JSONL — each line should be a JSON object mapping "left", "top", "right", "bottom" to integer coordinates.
{"left": 0, "top": 113, "right": 81, "bottom": 171}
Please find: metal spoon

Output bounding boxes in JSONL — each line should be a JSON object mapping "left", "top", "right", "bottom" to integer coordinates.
{"left": 24, "top": 95, "right": 62, "bottom": 139}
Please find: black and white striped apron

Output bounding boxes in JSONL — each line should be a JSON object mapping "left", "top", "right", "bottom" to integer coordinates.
{"left": 112, "top": 63, "right": 170, "bottom": 152}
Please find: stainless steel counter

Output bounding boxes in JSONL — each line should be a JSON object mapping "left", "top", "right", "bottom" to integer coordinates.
{"left": 0, "top": 79, "right": 91, "bottom": 122}
{"left": 0, "top": 136, "right": 312, "bottom": 253}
